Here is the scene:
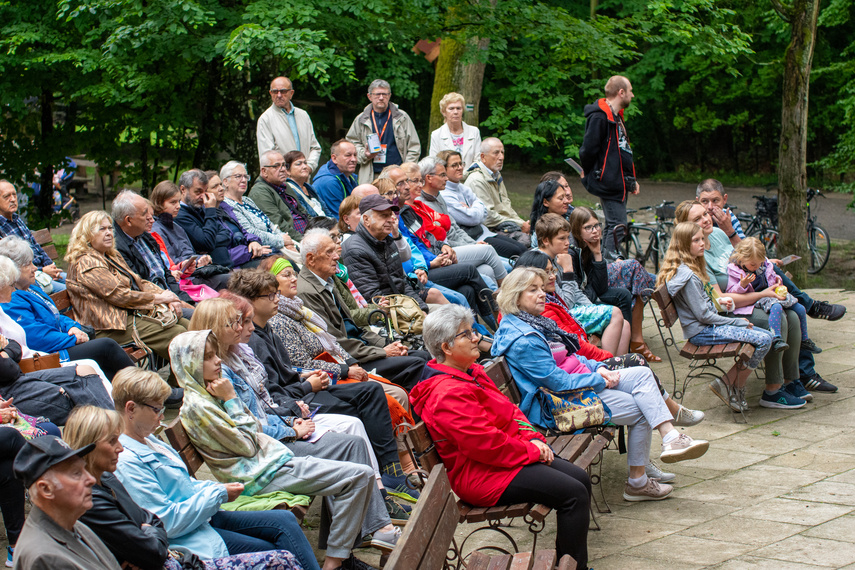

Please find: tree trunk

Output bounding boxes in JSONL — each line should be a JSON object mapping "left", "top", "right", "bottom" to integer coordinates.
{"left": 774, "top": 0, "right": 820, "bottom": 282}
{"left": 453, "top": 37, "right": 489, "bottom": 127}
{"left": 429, "top": 37, "right": 464, "bottom": 132}
{"left": 430, "top": 35, "right": 489, "bottom": 132}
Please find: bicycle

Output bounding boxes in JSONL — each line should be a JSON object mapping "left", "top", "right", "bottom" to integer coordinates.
{"left": 615, "top": 200, "right": 675, "bottom": 273}
{"left": 736, "top": 187, "right": 830, "bottom": 274}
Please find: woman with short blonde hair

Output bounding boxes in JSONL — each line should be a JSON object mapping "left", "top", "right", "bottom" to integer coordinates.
{"left": 429, "top": 92, "right": 482, "bottom": 167}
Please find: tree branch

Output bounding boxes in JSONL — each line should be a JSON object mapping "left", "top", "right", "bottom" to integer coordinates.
{"left": 769, "top": 0, "right": 794, "bottom": 23}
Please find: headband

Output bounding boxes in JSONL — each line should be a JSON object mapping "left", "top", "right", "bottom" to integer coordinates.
{"left": 269, "top": 258, "right": 292, "bottom": 276}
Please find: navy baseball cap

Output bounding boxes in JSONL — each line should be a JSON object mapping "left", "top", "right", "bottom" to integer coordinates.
{"left": 13, "top": 435, "right": 94, "bottom": 488}
{"left": 359, "top": 194, "right": 400, "bottom": 214}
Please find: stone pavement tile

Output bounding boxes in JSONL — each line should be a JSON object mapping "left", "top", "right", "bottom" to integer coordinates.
{"left": 784, "top": 481, "right": 855, "bottom": 506}
{"left": 712, "top": 464, "right": 828, "bottom": 490}
{"left": 663, "top": 464, "right": 736, "bottom": 482}
{"left": 681, "top": 516, "right": 807, "bottom": 545}
{"left": 672, "top": 481, "right": 785, "bottom": 508}
{"left": 811, "top": 432, "right": 855, "bottom": 456}
{"left": 758, "top": 418, "right": 855, "bottom": 442}
{"left": 676, "top": 446, "right": 770, "bottom": 471}
{"left": 765, "top": 450, "right": 855, "bottom": 474}
{"left": 607, "top": 497, "right": 738, "bottom": 527}
{"left": 589, "top": 553, "right": 706, "bottom": 570}
{"left": 731, "top": 497, "right": 853, "bottom": 526}
{"left": 712, "top": 555, "right": 830, "bottom": 569}
{"left": 801, "top": 513, "right": 855, "bottom": 541}
{"left": 802, "top": 400, "right": 855, "bottom": 426}
{"left": 713, "top": 431, "right": 809, "bottom": 456}
{"left": 750, "top": 535, "right": 855, "bottom": 567}
{"left": 622, "top": 534, "right": 754, "bottom": 566}
{"left": 827, "top": 469, "right": 855, "bottom": 485}
{"left": 587, "top": 514, "right": 683, "bottom": 559}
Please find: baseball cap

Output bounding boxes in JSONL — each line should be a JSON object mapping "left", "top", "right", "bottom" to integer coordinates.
{"left": 358, "top": 194, "right": 400, "bottom": 215}
{"left": 13, "top": 435, "right": 95, "bottom": 488}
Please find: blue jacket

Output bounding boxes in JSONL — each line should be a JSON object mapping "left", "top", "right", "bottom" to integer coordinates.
{"left": 223, "top": 364, "right": 298, "bottom": 442}
{"left": 491, "top": 313, "right": 606, "bottom": 429}
{"left": 2, "top": 286, "right": 80, "bottom": 353}
{"left": 312, "top": 160, "right": 357, "bottom": 218}
{"left": 116, "top": 434, "right": 229, "bottom": 560}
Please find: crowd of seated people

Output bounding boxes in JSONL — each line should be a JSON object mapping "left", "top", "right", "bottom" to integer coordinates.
{"left": 0, "top": 119, "right": 846, "bottom": 570}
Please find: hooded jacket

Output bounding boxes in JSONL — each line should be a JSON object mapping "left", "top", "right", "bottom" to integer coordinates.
{"left": 491, "top": 313, "right": 606, "bottom": 429}
{"left": 410, "top": 360, "right": 546, "bottom": 506}
{"left": 311, "top": 160, "right": 358, "bottom": 218}
{"left": 578, "top": 99, "right": 636, "bottom": 202}
{"left": 172, "top": 330, "right": 294, "bottom": 495}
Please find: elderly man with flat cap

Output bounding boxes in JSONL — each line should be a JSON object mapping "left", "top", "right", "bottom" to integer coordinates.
{"left": 12, "top": 435, "right": 120, "bottom": 570}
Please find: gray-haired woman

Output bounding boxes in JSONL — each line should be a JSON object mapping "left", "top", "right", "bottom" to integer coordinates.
{"left": 411, "top": 304, "right": 590, "bottom": 569}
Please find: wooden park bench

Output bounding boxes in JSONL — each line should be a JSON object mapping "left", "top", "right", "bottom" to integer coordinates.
{"left": 162, "top": 417, "right": 310, "bottom": 522}
{"left": 402, "top": 357, "right": 614, "bottom": 562}
{"left": 385, "top": 464, "right": 574, "bottom": 570}
{"left": 32, "top": 228, "right": 59, "bottom": 262}
{"left": 649, "top": 285, "right": 754, "bottom": 418}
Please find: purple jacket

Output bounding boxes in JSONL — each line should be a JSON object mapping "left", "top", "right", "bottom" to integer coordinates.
{"left": 725, "top": 260, "right": 778, "bottom": 315}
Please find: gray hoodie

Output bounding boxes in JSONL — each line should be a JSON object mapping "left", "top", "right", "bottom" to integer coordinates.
{"left": 666, "top": 264, "right": 746, "bottom": 339}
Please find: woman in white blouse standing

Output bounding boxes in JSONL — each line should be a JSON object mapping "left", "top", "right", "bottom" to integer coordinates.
{"left": 429, "top": 92, "right": 482, "bottom": 168}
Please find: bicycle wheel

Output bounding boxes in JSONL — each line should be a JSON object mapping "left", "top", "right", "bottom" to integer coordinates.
{"left": 807, "top": 224, "right": 830, "bottom": 274}
{"left": 656, "top": 222, "right": 674, "bottom": 262}
{"left": 622, "top": 229, "right": 643, "bottom": 261}
{"left": 759, "top": 228, "right": 779, "bottom": 259}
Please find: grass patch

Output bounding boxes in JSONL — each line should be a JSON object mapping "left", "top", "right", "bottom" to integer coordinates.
{"left": 802, "top": 239, "right": 855, "bottom": 291}
{"left": 52, "top": 234, "right": 69, "bottom": 269}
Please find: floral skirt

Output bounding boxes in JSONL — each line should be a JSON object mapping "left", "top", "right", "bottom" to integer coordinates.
{"left": 608, "top": 259, "right": 655, "bottom": 306}
{"left": 569, "top": 304, "right": 614, "bottom": 335}
{"left": 165, "top": 550, "right": 304, "bottom": 570}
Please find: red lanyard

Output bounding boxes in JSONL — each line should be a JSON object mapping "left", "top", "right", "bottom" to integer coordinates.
{"left": 371, "top": 110, "right": 390, "bottom": 140}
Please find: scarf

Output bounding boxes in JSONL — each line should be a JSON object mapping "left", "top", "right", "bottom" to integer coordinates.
{"left": 228, "top": 344, "right": 279, "bottom": 410}
{"left": 335, "top": 265, "right": 368, "bottom": 308}
{"left": 515, "top": 310, "right": 581, "bottom": 355}
{"left": 276, "top": 294, "right": 350, "bottom": 363}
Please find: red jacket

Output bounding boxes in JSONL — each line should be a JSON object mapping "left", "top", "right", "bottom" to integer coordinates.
{"left": 410, "top": 360, "right": 546, "bottom": 506}
{"left": 534, "top": 302, "right": 614, "bottom": 361}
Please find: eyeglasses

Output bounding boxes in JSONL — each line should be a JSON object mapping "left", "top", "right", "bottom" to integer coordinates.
{"left": 138, "top": 402, "right": 164, "bottom": 416}
{"left": 454, "top": 329, "right": 482, "bottom": 341}
{"left": 545, "top": 269, "right": 557, "bottom": 277}
{"left": 330, "top": 234, "right": 343, "bottom": 243}
{"left": 370, "top": 92, "right": 391, "bottom": 98}
{"left": 407, "top": 178, "right": 422, "bottom": 185}
{"left": 256, "top": 292, "right": 278, "bottom": 301}
{"left": 270, "top": 89, "right": 293, "bottom": 95}
{"left": 394, "top": 179, "right": 410, "bottom": 189}
{"left": 279, "top": 270, "right": 297, "bottom": 280}
{"left": 582, "top": 223, "right": 602, "bottom": 233}
{"left": 380, "top": 190, "right": 397, "bottom": 198}
{"left": 225, "top": 317, "right": 243, "bottom": 331}
{"left": 428, "top": 172, "right": 448, "bottom": 179}
{"left": 263, "top": 163, "right": 287, "bottom": 170}
{"left": 228, "top": 174, "right": 250, "bottom": 181}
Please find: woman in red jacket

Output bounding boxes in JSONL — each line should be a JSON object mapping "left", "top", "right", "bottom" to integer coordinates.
{"left": 410, "top": 304, "right": 590, "bottom": 570}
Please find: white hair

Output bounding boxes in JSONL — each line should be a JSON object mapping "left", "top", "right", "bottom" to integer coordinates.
{"left": 260, "top": 150, "right": 284, "bottom": 169}
{"left": 422, "top": 304, "right": 474, "bottom": 362}
{"left": 0, "top": 255, "right": 20, "bottom": 288}
{"left": 368, "top": 79, "right": 391, "bottom": 94}
{"left": 418, "top": 156, "right": 445, "bottom": 178}
{"left": 480, "top": 137, "right": 503, "bottom": 154}
{"left": 0, "top": 236, "right": 34, "bottom": 268}
{"left": 219, "top": 160, "right": 246, "bottom": 181}
{"left": 300, "top": 228, "right": 331, "bottom": 265}
{"left": 111, "top": 189, "right": 144, "bottom": 223}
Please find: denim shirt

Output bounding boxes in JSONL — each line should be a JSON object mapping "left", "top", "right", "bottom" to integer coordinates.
{"left": 223, "top": 363, "right": 297, "bottom": 442}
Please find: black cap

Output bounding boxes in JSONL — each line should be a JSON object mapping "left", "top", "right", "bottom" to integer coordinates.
{"left": 13, "top": 435, "right": 95, "bottom": 489}
{"left": 359, "top": 194, "right": 400, "bottom": 214}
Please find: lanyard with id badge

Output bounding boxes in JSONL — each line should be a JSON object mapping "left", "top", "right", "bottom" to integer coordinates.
{"left": 369, "top": 110, "right": 390, "bottom": 164}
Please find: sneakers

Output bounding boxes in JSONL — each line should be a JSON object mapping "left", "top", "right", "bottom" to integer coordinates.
{"left": 6, "top": 545, "right": 12, "bottom": 568}
{"left": 384, "top": 495, "right": 410, "bottom": 525}
{"left": 734, "top": 387, "right": 749, "bottom": 411}
{"left": 800, "top": 339, "right": 822, "bottom": 354}
{"left": 381, "top": 473, "right": 420, "bottom": 503}
{"left": 340, "top": 554, "right": 379, "bottom": 570}
{"left": 771, "top": 338, "right": 789, "bottom": 353}
{"left": 784, "top": 379, "right": 813, "bottom": 402}
{"left": 759, "top": 389, "right": 806, "bottom": 409}
{"left": 802, "top": 374, "right": 838, "bottom": 393}
{"left": 660, "top": 433, "right": 709, "bottom": 464}
{"left": 370, "top": 525, "right": 402, "bottom": 552}
{"left": 673, "top": 405, "right": 705, "bottom": 427}
{"left": 807, "top": 300, "right": 846, "bottom": 321}
{"left": 623, "top": 478, "right": 673, "bottom": 501}
{"left": 710, "top": 378, "right": 743, "bottom": 412}
{"left": 645, "top": 460, "right": 676, "bottom": 483}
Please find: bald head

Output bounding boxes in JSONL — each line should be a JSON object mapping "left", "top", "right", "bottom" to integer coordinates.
{"left": 352, "top": 184, "right": 380, "bottom": 200}
{"left": 269, "top": 76, "right": 294, "bottom": 111}
{"left": 0, "top": 180, "right": 18, "bottom": 219}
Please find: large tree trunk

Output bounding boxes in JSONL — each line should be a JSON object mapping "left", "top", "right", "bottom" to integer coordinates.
{"left": 429, "top": 37, "right": 464, "bottom": 132}
{"left": 453, "top": 37, "right": 489, "bottom": 127}
{"left": 773, "top": 0, "right": 821, "bottom": 282}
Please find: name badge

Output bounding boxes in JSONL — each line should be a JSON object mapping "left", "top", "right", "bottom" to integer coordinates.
{"left": 373, "top": 144, "right": 387, "bottom": 164}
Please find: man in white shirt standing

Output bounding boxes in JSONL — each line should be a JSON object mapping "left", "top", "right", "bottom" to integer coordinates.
{"left": 256, "top": 76, "right": 323, "bottom": 173}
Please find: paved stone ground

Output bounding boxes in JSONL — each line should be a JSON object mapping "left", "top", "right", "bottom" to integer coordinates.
{"left": 2, "top": 289, "right": 852, "bottom": 569}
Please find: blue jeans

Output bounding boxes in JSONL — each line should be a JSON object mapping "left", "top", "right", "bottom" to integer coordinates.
{"left": 773, "top": 266, "right": 817, "bottom": 378}
{"left": 210, "top": 509, "right": 320, "bottom": 570}
{"left": 689, "top": 324, "right": 772, "bottom": 370}
{"left": 427, "top": 281, "right": 469, "bottom": 307}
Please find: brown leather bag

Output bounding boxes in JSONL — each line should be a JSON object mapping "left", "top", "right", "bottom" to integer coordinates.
{"left": 18, "top": 353, "right": 62, "bottom": 374}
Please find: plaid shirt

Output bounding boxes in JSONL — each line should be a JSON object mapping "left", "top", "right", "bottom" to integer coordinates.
{"left": 0, "top": 213, "right": 52, "bottom": 268}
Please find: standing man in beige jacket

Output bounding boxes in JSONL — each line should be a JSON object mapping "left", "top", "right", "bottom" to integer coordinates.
{"left": 256, "top": 76, "right": 323, "bottom": 173}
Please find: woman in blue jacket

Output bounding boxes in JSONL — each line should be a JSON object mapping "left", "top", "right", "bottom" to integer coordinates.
{"left": 492, "top": 267, "right": 709, "bottom": 502}
{"left": 0, "top": 236, "right": 133, "bottom": 380}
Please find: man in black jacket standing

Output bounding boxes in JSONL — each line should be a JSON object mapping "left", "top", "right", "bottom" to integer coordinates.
{"left": 579, "top": 75, "right": 639, "bottom": 254}
{"left": 111, "top": 190, "right": 195, "bottom": 308}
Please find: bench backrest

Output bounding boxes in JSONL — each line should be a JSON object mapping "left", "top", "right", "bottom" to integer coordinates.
{"left": 50, "top": 289, "right": 73, "bottom": 315}
{"left": 483, "top": 356, "right": 522, "bottom": 405}
{"left": 32, "top": 228, "right": 59, "bottom": 261}
{"left": 163, "top": 417, "right": 205, "bottom": 476}
{"left": 386, "top": 464, "right": 459, "bottom": 570}
{"left": 652, "top": 285, "right": 679, "bottom": 329}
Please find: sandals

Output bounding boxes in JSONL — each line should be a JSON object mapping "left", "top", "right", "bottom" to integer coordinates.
{"left": 630, "top": 341, "right": 662, "bottom": 363}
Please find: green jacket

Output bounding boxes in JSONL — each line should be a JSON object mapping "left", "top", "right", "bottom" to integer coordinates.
{"left": 248, "top": 176, "right": 302, "bottom": 242}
